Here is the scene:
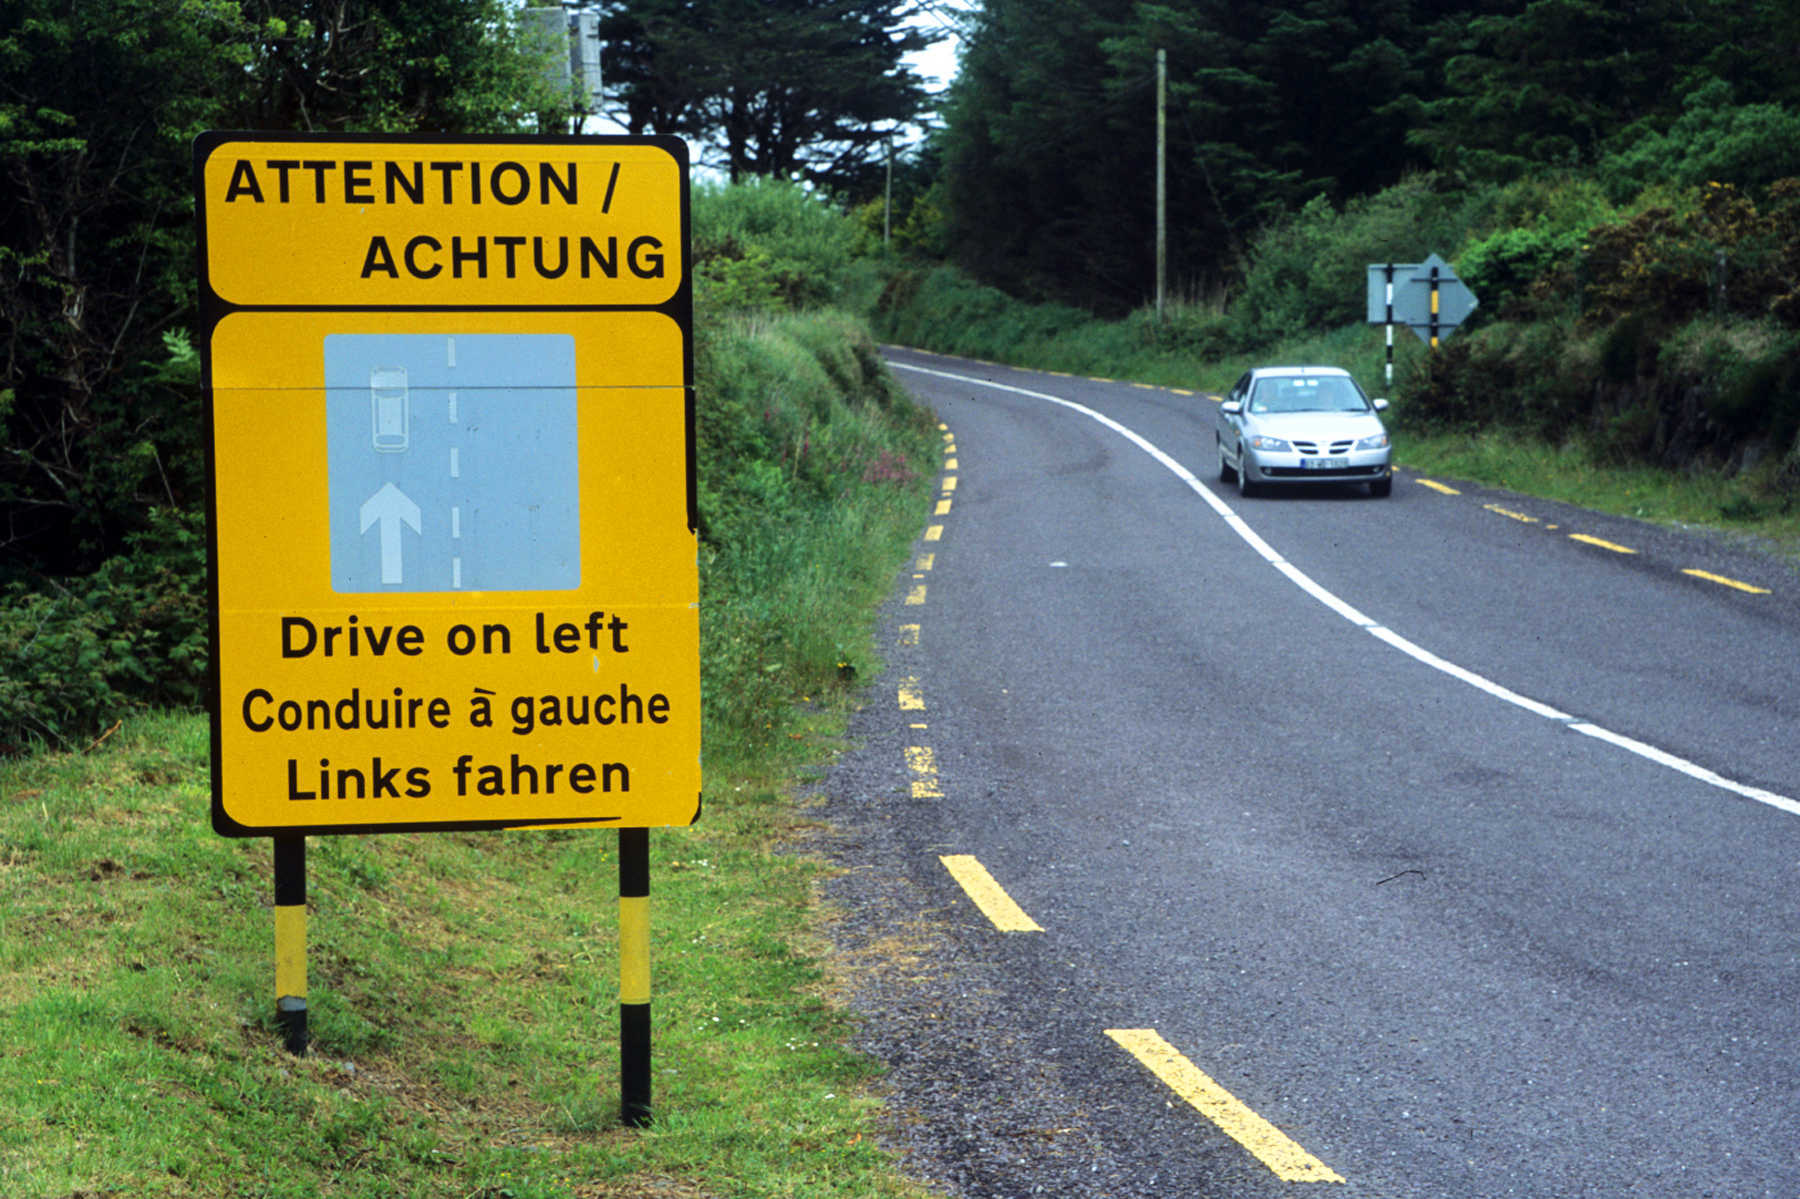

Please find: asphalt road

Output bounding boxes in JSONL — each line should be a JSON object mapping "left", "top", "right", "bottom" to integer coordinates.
{"left": 816, "top": 347, "right": 1800, "bottom": 1199}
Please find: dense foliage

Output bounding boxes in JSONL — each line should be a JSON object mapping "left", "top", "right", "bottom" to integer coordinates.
{"left": 932, "top": 0, "right": 1800, "bottom": 311}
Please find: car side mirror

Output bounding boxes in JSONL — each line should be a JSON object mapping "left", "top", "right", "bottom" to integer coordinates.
{"left": 1220, "top": 399, "right": 1243, "bottom": 416}
{"left": 1372, "top": 397, "right": 1390, "bottom": 412}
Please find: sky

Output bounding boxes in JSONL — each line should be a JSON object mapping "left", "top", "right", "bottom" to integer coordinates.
{"left": 907, "top": 0, "right": 971, "bottom": 96}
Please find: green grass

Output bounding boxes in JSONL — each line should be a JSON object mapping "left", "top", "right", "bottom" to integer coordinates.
{"left": 1393, "top": 428, "right": 1800, "bottom": 555}
{"left": 0, "top": 706, "right": 936, "bottom": 1199}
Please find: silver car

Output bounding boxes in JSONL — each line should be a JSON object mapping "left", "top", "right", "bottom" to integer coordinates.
{"left": 1216, "top": 366, "right": 1392, "bottom": 497}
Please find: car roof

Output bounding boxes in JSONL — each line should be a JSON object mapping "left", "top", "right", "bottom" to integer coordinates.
{"left": 1247, "top": 365, "right": 1352, "bottom": 379}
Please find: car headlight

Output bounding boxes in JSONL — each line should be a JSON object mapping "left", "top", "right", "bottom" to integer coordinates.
{"left": 1247, "top": 434, "right": 1292, "bottom": 451}
{"left": 1355, "top": 432, "right": 1390, "bottom": 450}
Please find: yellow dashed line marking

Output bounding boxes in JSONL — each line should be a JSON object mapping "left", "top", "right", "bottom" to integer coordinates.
{"left": 897, "top": 624, "right": 920, "bottom": 646}
{"left": 924, "top": 524, "right": 944, "bottom": 542}
{"left": 916, "top": 552, "right": 935, "bottom": 572}
{"left": 1569, "top": 533, "right": 1637, "bottom": 554}
{"left": 905, "top": 584, "right": 927, "bottom": 606}
{"left": 905, "top": 746, "right": 941, "bottom": 798}
{"left": 898, "top": 678, "right": 925, "bottom": 711}
{"left": 1132, "top": 382, "right": 1156, "bottom": 390}
{"left": 1485, "top": 503, "right": 1539, "bottom": 524}
{"left": 1105, "top": 1029, "right": 1344, "bottom": 1184}
{"left": 934, "top": 498, "right": 952, "bottom": 516}
{"left": 945, "top": 457, "right": 959, "bottom": 470}
{"left": 941, "top": 476, "right": 958, "bottom": 493}
{"left": 939, "top": 855, "right": 1043, "bottom": 932}
{"left": 1416, "top": 478, "right": 1461, "bottom": 495}
{"left": 1171, "top": 387, "right": 1195, "bottom": 396}
{"left": 1683, "top": 568, "right": 1769, "bottom": 594}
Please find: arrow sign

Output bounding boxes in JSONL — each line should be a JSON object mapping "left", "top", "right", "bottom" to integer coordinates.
{"left": 359, "top": 483, "right": 421, "bottom": 584}
{"left": 1366, "top": 255, "right": 1479, "bottom": 340}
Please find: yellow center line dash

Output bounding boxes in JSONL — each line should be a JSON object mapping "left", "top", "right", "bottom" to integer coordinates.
{"left": 941, "top": 476, "right": 957, "bottom": 493}
{"left": 897, "top": 624, "right": 920, "bottom": 646}
{"left": 898, "top": 677, "right": 925, "bottom": 711}
{"left": 1105, "top": 1029, "right": 1344, "bottom": 1184}
{"left": 905, "top": 746, "right": 941, "bottom": 798}
{"left": 904, "top": 584, "right": 927, "bottom": 606}
{"left": 1569, "top": 533, "right": 1637, "bottom": 554}
{"left": 934, "top": 498, "right": 952, "bottom": 516}
{"left": 1484, "top": 503, "right": 1539, "bottom": 524}
{"left": 924, "top": 524, "right": 943, "bottom": 542}
{"left": 939, "top": 855, "right": 1043, "bottom": 932}
{"left": 1683, "top": 568, "right": 1770, "bottom": 594}
{"left": 1416, "top": 478, "right": 1461, "bottom": 495}
{"left": 945, "top": 457, "right": 959, "bottom": 470}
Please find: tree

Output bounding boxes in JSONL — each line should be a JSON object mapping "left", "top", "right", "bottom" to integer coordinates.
{"left": 229, "top": 0, "right": 573, "bottom": 133}
{"left": 936, "top": 0, "right": 1454, "bottom": 310}
{"left": 935, "top": 0, "right": 1146, "bottom": 307}
{"left": 599, "top": 0, "right": 934, "bottom": 195}
{"left": 1406, "top": 0, "right": 1772, "bottom": 182}
{"left": 0, "top": 0, "right": 247, "bottom": 573}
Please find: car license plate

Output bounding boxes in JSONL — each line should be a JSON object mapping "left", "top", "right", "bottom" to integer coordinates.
{"left": 1303, "top": 457, "right": 1346, "bottom": 470}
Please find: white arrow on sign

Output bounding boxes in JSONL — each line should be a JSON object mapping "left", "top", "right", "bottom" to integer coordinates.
{"left": 359, "top": 482, "right": 422, "bottom": 584}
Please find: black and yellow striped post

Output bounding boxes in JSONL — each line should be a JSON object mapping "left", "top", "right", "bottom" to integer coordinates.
{"left": 619, "top": 827, "right": 652, "bottom": 1127}
{"left": 273, "top": 835, "right": 308, "bottom": 1055}
{"left": 1429, "top": 263, "right": 1441, "bottom": 349}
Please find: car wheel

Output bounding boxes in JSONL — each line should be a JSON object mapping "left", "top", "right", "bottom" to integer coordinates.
{"left": 1218, "top": 436, "right": 1238, "bottom": 484}
{"left": 1370, "top": 476, "right": 1392, "bottom": 498}
{"left": 1237, "top": 459, "right": 1259, "bottom": 499}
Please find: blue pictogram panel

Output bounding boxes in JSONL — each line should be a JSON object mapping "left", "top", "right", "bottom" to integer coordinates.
{"left": 324, "top": 333, "right": 579, "bottom": 593}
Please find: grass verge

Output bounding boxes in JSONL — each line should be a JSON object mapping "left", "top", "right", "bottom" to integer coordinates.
{"left": 2, "top": 312, "right": 943, "bottom": 1199}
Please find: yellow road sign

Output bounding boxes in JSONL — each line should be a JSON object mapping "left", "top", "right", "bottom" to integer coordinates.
{"left": 197, "top": 135, "right": 697, "bottom": 836}
{"left": 198, "top": 136, "right": 684, "bottom": 308}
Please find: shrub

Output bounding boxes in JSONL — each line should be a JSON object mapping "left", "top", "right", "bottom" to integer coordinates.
{"left": 1460, "top": 221, "right": 1590, "bottom": 318}
{"left": 1229, "top": 174, "right": 1480, "bottom": 349}
{"left": 693, "top": 177, "right": 859, "bottom": 313}
{"left": 0, "top": 508, "right": 207, "bottom": 752}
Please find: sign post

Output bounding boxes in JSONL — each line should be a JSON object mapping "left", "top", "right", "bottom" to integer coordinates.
{"left": 1366, "top": 253, "right": 1480, "bottom": 385}
{"left": 195, "top": 132, "right": 697, "bottom": 1124}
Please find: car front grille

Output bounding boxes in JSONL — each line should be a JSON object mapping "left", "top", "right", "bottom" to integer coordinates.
{"left": 1293, "top": 439, "right": 1354, "bottom": 456}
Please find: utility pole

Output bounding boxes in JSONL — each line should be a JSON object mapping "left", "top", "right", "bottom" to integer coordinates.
{"left": 1156, "top": 48, "right": 1167, "bottom": 321}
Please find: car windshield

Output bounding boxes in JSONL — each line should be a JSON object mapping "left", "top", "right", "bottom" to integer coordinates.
{"left": 1248, "top": 376, "right": 1368, "bottom": 414}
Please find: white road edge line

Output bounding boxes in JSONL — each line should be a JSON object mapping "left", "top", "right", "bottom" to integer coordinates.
{"left": 890, "top": 359, "right": 1800, "bottom": 820}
